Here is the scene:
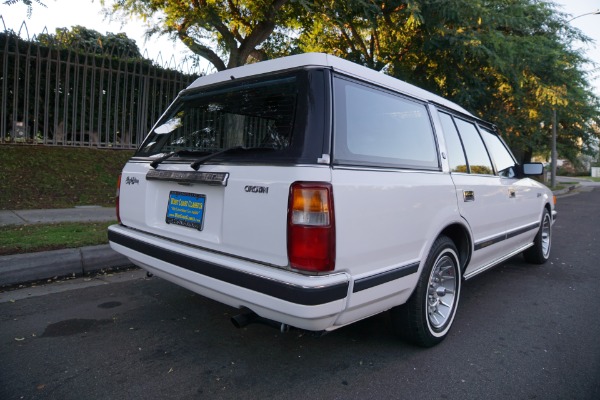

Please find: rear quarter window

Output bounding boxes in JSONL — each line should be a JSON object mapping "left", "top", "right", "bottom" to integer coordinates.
{"left": 438, "top": 112, "right": 468, "bottom": 173}
{"left": 480, "top": 127, "right": 517, "bottom": 177}
{"left": 333, "top": 77, "right": 439, "bottom": 170}
{"left": 453, "top": 118, "right": 494, "bottom": 175}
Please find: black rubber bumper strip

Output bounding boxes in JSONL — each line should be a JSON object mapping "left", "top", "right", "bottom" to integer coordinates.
{"left": 474, "top": 221, "right": 539, "bottom": 251}
{"left": 108, "top": 230, "right": 348, "bottom": 306}
{"left": 352, "top": 262, "right": 419, "bottom": 293}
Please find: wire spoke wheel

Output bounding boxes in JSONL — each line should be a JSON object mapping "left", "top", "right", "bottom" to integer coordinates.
{"left": 540, "top": 212, "right": 551, "bottom": 258}
{"left": 391, "top": 235, "right": 461, "bottom": 347}
{"left": 427, "top": 255, "right": 458, "bottom": 330}
{"left": 524, "top": 209, "right": 552, "bottom": 264}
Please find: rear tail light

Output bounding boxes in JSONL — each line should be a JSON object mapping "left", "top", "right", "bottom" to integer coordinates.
{"left": 287, "top": 182, "right": 335, "bottom": 272}
{"left": 116, "top": 174, "right": 122, "bottom": 224}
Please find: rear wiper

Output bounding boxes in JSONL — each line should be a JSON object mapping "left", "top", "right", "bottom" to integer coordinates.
{"left": 150, "top": 149, "right": 204, "bottom": 169}
{"left": 190, "top": 146, "right": 245, "bottom": 171}
{"left": 190, "top": 146, "right": 276, "bottom": 171}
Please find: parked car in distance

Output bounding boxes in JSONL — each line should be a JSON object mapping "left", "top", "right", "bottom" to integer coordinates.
{"left": 109, "top": 53, "right": 556, "bottom": 347}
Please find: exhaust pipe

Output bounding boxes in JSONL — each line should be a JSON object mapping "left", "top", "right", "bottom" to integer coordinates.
{"left": 231, "top": 311, "right": 258, "bottom": 328}
{"left": 231, "top": 310, "right": 290, "bottom": 332}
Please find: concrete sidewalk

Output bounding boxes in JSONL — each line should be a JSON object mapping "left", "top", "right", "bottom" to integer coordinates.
{"left": 0, "top": 206, "right": 116, "bottom": 227}
{"left": 0, "top": 206, "right": 132, "bottom": 287}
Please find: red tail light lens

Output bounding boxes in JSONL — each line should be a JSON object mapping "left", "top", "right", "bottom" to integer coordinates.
{"left": 116, "top": 174, "right": 122, "bottom": 224}
{"left": 287, "top": 182, "right": 335, "bottom": 272}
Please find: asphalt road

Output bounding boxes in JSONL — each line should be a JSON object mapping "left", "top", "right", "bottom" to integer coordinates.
{"left": 1, "top": 188, "right": 599, "bottom": 400}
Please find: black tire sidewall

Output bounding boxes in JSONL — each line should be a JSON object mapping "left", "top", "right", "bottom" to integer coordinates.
{"left": 539, "top": 210, "right": 552, "bottom": 260}
{"left": 524, "top": 209, "right": 552, "bottom": 264}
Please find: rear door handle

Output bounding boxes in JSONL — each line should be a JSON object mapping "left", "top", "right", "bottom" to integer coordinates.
{"left": 463, "top": 190, "right": 475, "bottom": 202}
{"left": 509, "top": 189, "right": 516, "bottom": 198}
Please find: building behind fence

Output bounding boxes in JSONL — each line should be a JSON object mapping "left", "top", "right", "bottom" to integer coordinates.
{"left": 0, "top": 26, "right": 201, "bottom": 149}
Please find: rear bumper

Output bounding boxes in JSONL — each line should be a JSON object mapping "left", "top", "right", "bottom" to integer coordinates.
{"left": 108, "top": 224, "right": 349, "bottom": 331}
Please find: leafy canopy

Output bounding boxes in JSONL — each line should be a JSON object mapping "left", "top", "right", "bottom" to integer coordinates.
{"left": 37, "top": 25, "right": 143, "bottom": 59}
{"left": 101, "top": 0, "right": 306, "bottom": 71}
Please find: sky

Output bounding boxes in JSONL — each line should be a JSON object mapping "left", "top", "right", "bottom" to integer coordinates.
{"left": 1, "top": 0, "right": 599, "bottom": 94}
{"left": 0, "top": 0, "right": 199, "bottom": 73}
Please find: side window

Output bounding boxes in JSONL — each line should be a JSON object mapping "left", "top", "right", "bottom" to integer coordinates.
{"left": 480, "top": 127, "right": 517, "bottom": 178}
{"left": 333, "top": 77, "right": 439, "bottom": 169}
{"left": 438, "top": 112, "right": 468, "bottom": 173}
{"left": 453, "top": 118, "right": 494, "bottom": 175}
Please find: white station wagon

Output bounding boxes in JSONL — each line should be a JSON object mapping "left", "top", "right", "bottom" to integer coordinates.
{"left": 109, "top": 53, "right": 556, "bottom": 347}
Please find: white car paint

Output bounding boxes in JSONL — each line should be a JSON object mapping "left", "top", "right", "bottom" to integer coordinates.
{"left": 108, "top": 53, "right": 556, "bottom": 342}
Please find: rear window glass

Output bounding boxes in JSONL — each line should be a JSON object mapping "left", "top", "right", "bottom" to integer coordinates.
{"left": 333, "top": 77, "right": 439, "bottom": 170}
{"left": 137, "top": 75, "right": 299, "bottom": 158}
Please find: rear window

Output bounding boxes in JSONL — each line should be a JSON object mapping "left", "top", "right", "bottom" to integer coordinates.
{"left": 135, "top": 70, "right": 326, "bottom": 163}
{"left": 332, "top": 76, "right": 439, "bottom": 170}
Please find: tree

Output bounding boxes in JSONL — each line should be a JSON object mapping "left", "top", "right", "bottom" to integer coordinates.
{"left": 101, "top": 0, "right": 305, "bottom": 71}
{"left": 37, "top": 25, "right": 142, "bottom": 59}
{"left": 3, "top": 0, "right": 48, "bottom": 18}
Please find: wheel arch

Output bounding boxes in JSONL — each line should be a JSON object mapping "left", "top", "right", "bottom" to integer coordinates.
{"left": 544, "top": 202, "right": 553, "bottom": 217}
{"left": 439, "top": 223, "right": 471, "bottom": 272}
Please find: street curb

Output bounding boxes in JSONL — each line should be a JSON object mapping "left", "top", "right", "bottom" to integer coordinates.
{"left": 553, "top": 185, "right": 578, "bottom": 196}
{"left": 0, "top": 245, "right": 132, "bottom": 287}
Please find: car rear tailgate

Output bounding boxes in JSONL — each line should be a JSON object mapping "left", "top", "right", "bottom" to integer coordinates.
{"left": 117, "top": 161, "right": 331, "bottom": 268}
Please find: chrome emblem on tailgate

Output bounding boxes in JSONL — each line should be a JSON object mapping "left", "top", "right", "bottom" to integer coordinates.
{"left": 125, "top": 176, "right": 139, "bottom": 185}
{"left": 244, "top": 185, "right": 269, "bottom": 194}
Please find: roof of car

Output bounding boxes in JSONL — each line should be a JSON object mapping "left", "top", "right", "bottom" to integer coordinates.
{"left": 185, "top": 53, "right": 474, "bottom": 117}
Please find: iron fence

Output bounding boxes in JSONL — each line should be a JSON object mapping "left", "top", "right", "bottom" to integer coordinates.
{"left": 0, "top": 24, "right": 200, "bottom": 149}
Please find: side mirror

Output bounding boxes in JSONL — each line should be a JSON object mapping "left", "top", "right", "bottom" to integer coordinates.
{"left": 522, "top": 163, "right": 544, "bottom": 176}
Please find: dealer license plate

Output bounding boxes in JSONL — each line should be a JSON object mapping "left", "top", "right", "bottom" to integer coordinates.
{"left": 165, "top": 191, "right": 206, "bottom": 230}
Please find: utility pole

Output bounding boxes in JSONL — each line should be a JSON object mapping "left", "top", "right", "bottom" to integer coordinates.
{"left": 567, "top": 10, "right": 600, "bottom": 22}
{"left": 551, "top": 109, "right": 557, "bottom": 188}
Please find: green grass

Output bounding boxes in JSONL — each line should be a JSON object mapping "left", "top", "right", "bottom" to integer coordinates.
{"left": 0, "top": 145, "right": 134, "bottom": 210}
{"left": 551, "top": 184, "right": 567, "bottom": 191}
{"left": 0, "top": 145, "right": 132, "bottom": 254}
{"left": 0, "top": 221, "right": 116, "bottom": 256}
{"left": 575, "top": 176, "right": 600, "bottom": 182}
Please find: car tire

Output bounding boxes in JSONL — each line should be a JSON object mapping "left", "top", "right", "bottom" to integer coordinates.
{"left": 391, "top": 235, "right": 461, "bottom": 347}
{"left": 523, "top": 208, "right": 552, "bottom": 264}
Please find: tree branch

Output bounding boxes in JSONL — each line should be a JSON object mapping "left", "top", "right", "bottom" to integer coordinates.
{"left": 339, "top": 26, "right": 358, "bottom": 54}
{"left": 233, "top": 0, "right": 288, "bottom": 68}
{"left": 204, "top": 8, "right": 239, "bottom": 54}
{"left": 226, "top": 0, "right": 252, "bottom": 30}
{"left": 347, "top": 20, "right": 372, "bottom": 67}
{"left": 177, "top": 30, "right": 227, "bottom": 71}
